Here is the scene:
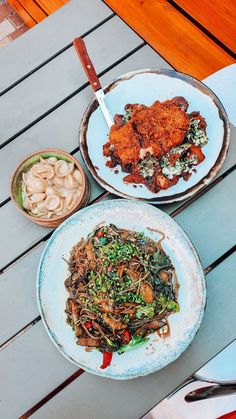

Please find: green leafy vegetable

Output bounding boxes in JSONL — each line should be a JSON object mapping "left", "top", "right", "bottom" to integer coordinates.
{"left": 166, "top": 300, "right": 180, "bottom": 312}
{"left": 118, "top": 335, "right": 148, "bottom": 354}
{"left": 152, "top": 250, "right": 170, "bottom": 267}
{"left": 123, "top": 108, "right": 132, "bottom": 124}
{"left": 136, "top": 305, "right": 155, "bottom": 319}
{"left": 158, "top": 293, "right": 168, "bottom": 308}
{"left": 157, "top": 294, "right": 180, "bottom": 313}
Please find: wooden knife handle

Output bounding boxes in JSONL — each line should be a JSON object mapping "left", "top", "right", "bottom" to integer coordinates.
{"left": 73, "top": 37, "right": 101, "bottom": 92}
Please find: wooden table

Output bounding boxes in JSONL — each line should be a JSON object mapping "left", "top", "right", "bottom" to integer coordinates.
{"left": 0, "top": 1, "right": 235, "bottom": 418}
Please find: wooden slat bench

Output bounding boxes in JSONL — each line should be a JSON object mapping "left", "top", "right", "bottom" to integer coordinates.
{"left": 8, "top": 0, "right": 68, "bottom": 27}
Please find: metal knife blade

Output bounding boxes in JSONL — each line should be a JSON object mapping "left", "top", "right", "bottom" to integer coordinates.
{"left": 95, "top": 89, "right": 113, "bottom": 128}
{"left": 185, "top": 384, "right": 236, "bottom": 402}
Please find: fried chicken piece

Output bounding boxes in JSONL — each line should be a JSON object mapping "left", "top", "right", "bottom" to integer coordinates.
{"left": 123, "top": 173, "right": 145, "bottom": 184}
{"left": 106, "top": 97, "right": 190, "bottom": 169}
{"left": 108, "top": 122, "right": 141, "bottom": 165}
{"left": 132, "top": 100, "right": 190, "bottom": 158}
{"left": 155, "top": 174, "right": 179, "bottom": 190}
{"left": 165, "top": 96, "right": 189, "bottom": 112}
{"left": 189, "top": 144, "right": 205, "bottom": 163}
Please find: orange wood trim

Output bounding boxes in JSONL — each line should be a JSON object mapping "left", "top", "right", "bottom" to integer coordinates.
{"left": 8, "top": 0, "right": 37, "bottom": 27}
{"left": 104, "top": 0, "right": 235, "bottom": 79}
{"left": 35, "top": 0, "right": 69, "bottom": 15}
{"left": 170, "top": 0, "right": 236, "bottom": 54}
{"left": 17, "top": 0, "right": 47, "bottom": 23}
{"left": 34, "top": 0, "right": 51, "bottom": 14}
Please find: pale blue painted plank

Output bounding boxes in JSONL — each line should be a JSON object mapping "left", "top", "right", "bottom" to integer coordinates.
{"left": 0, "top": 0, "right": 112, "bottom": 92}
{"left": 0, "top": 16, "right": 141, "bottom": 145}
{"left": 0, "top": 45, "right": 170, "bottom": 203}
{"left": 175, "top": 169, "right": 236, "bottom": 267}
{"left": 32, "top": 251, "right": 236, "bottom": 419}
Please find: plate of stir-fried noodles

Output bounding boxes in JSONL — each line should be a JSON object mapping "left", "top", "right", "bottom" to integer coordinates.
{"left": 37, "top": 200, "right": 206, "bottom": 379}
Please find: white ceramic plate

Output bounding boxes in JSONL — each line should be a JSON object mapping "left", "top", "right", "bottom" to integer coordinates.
{"left": 80, "top": 69, "right": 230, "bottom": 204}
{"left": 37, "top": 200, "right": 206, "bottom": 379}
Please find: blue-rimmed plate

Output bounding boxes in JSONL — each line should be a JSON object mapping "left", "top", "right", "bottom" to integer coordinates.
{"left": 37, "top": 199, "right": 206, "bottom": 379}
{"left": 79, "top": 69, "right": 230, "bottom": 203}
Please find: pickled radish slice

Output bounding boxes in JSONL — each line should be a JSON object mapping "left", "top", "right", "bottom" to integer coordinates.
{"left": 55, "top": 160, "right": 70, "bottom": 177}
{"left": 27, "top": 178, "right": 46, "bottom": 193}
{"left": 45, "top": 195, "right": 60, "bottom": 211}
{"left": 73, "top": 169, "right": 82, "bottom": 184}
{"left": 37, "top": 200, "right": 47, "bottom": 213}
{"left": 23, "top": 195, "right": 33, "bottom": 211}
{"left": 30, "top": 193, "right": 45, "bottom": 203}
{"left": 53, "top": 176, "right": 65, "bottom": 188}
{"left": 55, "top": 187, "right": 67, "bottom": 197}
{"left": 31, "top": 163, "right": 54, "bottom": 179}
{"left": 45, "top": 186, "right": 58, "bottom": 196}
{"left": 64, "top": 174, "right": 76, "bottom": 189}
{"left": 21, "top": 156, "right": 83, "bottom": 219}
{"left": 46, "top": 157, "right": 57, "bottom": 165}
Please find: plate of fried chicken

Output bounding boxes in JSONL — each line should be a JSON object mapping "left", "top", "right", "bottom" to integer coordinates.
{"left": 79, "top": 69, "right": 229, "bottom": 203}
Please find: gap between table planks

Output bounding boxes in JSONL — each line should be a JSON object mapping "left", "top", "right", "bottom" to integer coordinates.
{"left": 0, "top": 44, "right": 165, "bottom": 206}
{"left": 1, "top": 250, "right": 235, "bottom": 419}
{"left": 168, "top": 0, "right": 236, "bottom": 55}
{"left": 103, "top": 0, "right": 235, "bottom": 79}
{"left": 0, "top": 0, "right": 234, "bottom": 148}
{"left": 0, "top": 2, "right": 235, "bottom": 416}
{"left": 0, "top": 44, "right": 236, "bottom": 347}
{"left": 0, "top": 0, "right": 113, "bottom": 94}
{"left": 0, "top": 1, "right": 234, "bottom": 344}
{"left": 0, "top": 40, "right": 235, "bottom": 269}
{"left": 1, "top": 160, "right": 236, "bottom": 348}
{"left": 2, "top": 139, "right": 236, "bottom": 414}
{"left": 0, "top": 15, "right": 142, "bottom": 148}
{"left": 8, "top": 0, "right": 69, "bottom": 28}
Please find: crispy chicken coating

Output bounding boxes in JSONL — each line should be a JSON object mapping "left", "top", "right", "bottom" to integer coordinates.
{"left": 106, "top": 97, "right": 190, "bottom": 167}
{"left": 103, "top": 97, "right": 207, "bottom": 193}
{"left": 107, "top": 122, "right": 141, "bottom": 165}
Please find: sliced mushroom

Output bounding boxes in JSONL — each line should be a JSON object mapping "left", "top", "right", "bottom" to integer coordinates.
{"left": 140, "top": 281, "right": 154, "bottom": 303}
{"left": 102, "top": 313, "right": 126, "bottom": 332}
{"left": 158, "top": 270, "right": 171, "bottom": 283}
{"left": 77, "top": 337, "right": 101, "bottom": 347}
{"left": 134, "top": 319, "right": 165, "bottom": 337}
{"left": 71, "top": 301, "right": 82, "bottom": 337}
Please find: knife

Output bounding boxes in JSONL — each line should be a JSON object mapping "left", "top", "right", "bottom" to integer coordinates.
{"left": 185, "top": 384, "right": 236, "bottom": 402}
{"left": 73, "top": 37, "right": 114, "bottom": 128}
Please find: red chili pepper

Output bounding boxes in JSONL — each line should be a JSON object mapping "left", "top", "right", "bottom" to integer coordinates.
{"left": 100, "top": 351, "right": 113, "bottom": 369}
{"left": 96, "top": 231, "right": 104, "bottom": 238}
{"left": 121, "top": 329, "right": 131, "bottom": 344}
{"left": 217, "top": 411, "right": 236, "bottom": 419}
{"left": 84, "top": 321, "right": 92, "bottom": 329}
